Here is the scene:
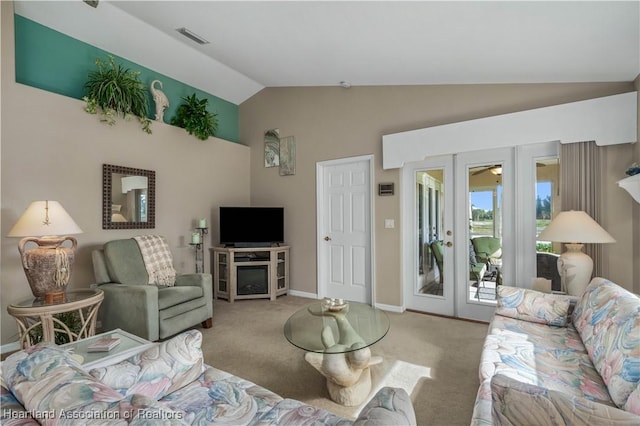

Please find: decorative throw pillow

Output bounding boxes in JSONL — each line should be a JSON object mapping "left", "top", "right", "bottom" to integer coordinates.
{"left": 496, "top": 286, "right": 571, "bottom": 327}
{"left": 2, "top": 344, "right": 123, "bottom": 423}
{"left": 90, "top": 329, "right": 204, "bottom": 401}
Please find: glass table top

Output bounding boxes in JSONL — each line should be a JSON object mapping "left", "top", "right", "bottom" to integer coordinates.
{"left": 10, "top": 289, "right": 102, "bottom": 308}
{"left": 284, "top": 300, "right": 390, "bottom": 354}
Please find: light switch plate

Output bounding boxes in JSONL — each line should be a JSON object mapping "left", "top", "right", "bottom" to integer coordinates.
{"left": 385, "top": 219, "right": 395, "bottom": 229}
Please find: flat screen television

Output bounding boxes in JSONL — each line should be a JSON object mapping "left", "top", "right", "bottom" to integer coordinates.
{"left": 219, "top": 207, "right": 284, "bottom": 247}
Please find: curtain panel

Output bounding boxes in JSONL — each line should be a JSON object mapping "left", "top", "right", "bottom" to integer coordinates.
{"left": 559, "top": 141, "right": 605, "bottom": 278}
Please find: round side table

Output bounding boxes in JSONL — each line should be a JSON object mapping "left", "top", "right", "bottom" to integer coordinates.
{"left": 7, "top": 289, "right": 104, "bottom": 349}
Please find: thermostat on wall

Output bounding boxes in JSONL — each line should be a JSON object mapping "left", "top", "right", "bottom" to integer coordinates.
{"left": 378, "top": 183, "right": 394, "bottom": 196}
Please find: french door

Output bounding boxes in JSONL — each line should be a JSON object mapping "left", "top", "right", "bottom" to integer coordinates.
{"left": 403, "top": 148, "right": 514, "bottom": 321}
{"left": 403, "top": 156, "right": 455, "bottom": 316}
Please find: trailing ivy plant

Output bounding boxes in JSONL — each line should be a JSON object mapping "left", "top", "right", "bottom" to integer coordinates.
{"left": 83, "top": 55, "right": 152, "bottom": 134}
{"left": 171, "top": 93, "right": 218, "bottom": 140}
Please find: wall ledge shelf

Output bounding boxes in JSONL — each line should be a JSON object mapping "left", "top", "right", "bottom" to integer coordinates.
{"left": 618, "top": 173, "right": 640, "bottom": 203}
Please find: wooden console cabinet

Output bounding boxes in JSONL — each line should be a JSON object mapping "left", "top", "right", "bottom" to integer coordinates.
{"left": 210, "top": 246, "right": 289, "bottom": 303}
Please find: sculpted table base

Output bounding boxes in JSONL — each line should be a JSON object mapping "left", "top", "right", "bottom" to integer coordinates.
{"left": 284, "top": 301, "right": 389, "bottom": 406}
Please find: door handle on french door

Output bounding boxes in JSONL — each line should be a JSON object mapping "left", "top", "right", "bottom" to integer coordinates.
{"left": 445, "top": 241, "right": 453, "bottom": 247}
{"left": 324, "top": 236, "right": 331, "bottom": 241}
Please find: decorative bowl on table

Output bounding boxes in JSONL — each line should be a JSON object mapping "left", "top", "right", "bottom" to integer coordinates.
{"left": 322, "top": 298, "right": 348, "bottom": 312}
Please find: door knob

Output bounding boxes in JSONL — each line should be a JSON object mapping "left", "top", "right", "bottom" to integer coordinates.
{"left": 445, "top": 241, "right": 453, "bottom": 247}
{"left": 324, "top": 236, "right": 331, "bottom": 241}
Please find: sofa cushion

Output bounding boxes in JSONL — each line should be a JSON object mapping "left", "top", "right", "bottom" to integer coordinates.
{"left": 1, "top": 382, "right": 38, "bottom": 425}
{"left": 257, "top": 399, "right": 352, "bottom": 425}
{"left": 624, "top": 382, "right": 640, "bottom": 415}
{"left": 573, "top": 278, "right": 640, "bottom": 409}
{"left": 90, "top": 330, "right": 204, "bottom": 400}
{"left": 2, "top": 344, "right": 123, "bottom": 422}
{"left": 479, "top": 314, "right": 613, "bottom": 406}
{"left": 157, "top": 367, "right": 283, "bottom": 424}
{"left": 496, "top": 286, "right": 572, "bottom": 327}
{"left": 490, "top": 374, "right": 640, "bottom": 425}
{"left": 103, "top": 239, "right": 149, "bottom": 285}
{"left": 157, "top": 285, "right": 204, "bottom": 310}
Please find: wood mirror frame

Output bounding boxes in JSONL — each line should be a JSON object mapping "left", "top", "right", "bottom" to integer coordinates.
{"left": 102, "top": 164, "right": 156, "bottom": 229}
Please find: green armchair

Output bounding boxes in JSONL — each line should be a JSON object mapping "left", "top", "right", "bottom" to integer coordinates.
{"left": 92, "top": 238, "right": 213, "bottom": 341}
{"left": 430, "top": 240, "right": 444, "bottom": 284}
{"left": 471, "top": 236, "right": 502, "bottom": 286}
{"left": 469, "top": 242, "right": 488, "bottom": 286}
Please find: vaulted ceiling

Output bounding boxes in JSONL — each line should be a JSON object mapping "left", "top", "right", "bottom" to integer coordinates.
{"left": 14, "top": 1, "right": 640, "bottom": 104}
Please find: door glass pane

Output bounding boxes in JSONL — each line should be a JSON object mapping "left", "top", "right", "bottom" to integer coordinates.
{"left": 468, "top": 164, "right": 502, "bottom": 303}
{"left": 535, "top": 158, "right": 561, "bottom": 292}
{"left": 416, "top": 169, "right": 444, "bottom": 296}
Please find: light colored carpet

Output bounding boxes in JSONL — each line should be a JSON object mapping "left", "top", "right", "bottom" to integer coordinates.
{"left": 199, "top": 295, "right": 488, "bottom": 425}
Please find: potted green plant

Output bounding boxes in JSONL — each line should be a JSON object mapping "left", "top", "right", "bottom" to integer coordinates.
{"left": 171, "top": 93, "right": 218, "bottom": 140}
{"left": 28, "top": 311, "right": 82, "bottom": 345}
{"left": 83, "top": 55, "right": 152, "bottom": 134}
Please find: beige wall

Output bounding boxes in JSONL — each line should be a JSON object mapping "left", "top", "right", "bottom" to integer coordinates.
{"left": 240, "top": 83, "right": 636, "bottom": 305}
{"left": 1, "top": 4, "right": 251, "bottom": 346}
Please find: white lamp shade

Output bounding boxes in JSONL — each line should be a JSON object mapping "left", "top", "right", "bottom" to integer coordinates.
{"left": 537, "top": 210, "right": 615, "bottom": 244}
{"left": 8, "top": 201, "right": 83, "bottom": 237}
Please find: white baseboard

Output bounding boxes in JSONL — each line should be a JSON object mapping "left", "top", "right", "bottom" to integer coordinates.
{"left": 1, "top": 341, "right": 20, "bottom": 355}
{"left": 374, "top": 302, "right": 404, "bottom": 313}
{"left": 288, "top": 289, "right": 318, "bottom": 299}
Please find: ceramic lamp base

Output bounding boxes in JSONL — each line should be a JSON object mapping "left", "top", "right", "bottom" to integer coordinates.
{"left": 558, "top": 243, "right": 593, "bottom": 297}
{"left": 18, "top": 236, "right": 77, "bottom": 298}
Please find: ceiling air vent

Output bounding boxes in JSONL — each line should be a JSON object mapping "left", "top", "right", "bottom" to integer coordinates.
{"left": 176, "top": 27, "right": 209, "bottom": 45}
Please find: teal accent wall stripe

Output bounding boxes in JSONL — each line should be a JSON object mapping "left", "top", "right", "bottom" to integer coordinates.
{"left": 14, "top": 14, "right": 239, "bottom": 142}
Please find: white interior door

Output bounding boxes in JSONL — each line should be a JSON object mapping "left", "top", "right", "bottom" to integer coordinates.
{"left": 402, "top": 156, "right": 455, "bottom": 315}
{"left": 317, "top": 156, "right": 373, "bottom": 304}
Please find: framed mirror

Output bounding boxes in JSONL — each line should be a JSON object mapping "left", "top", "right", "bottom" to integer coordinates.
{"left": 102, "top": 164, "right": 155, "bottom": 229}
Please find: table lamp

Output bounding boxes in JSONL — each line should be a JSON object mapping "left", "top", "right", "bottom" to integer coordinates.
{"left": 537, "top": 210, "right": 615, "bottom": 297}
{"left": 7, "top": 201, "right": 83, "bottom": 301}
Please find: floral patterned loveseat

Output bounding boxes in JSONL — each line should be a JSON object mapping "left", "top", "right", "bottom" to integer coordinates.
{"left": 471, "top": 277, "right": 640, "bottom": 425}
{"left": 1, "top": 330, "right": 416, "bottom": 425}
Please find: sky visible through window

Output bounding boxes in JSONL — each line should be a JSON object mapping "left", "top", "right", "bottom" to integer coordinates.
{"left": 471, "top": 183, "right": 551, "bottom": 211}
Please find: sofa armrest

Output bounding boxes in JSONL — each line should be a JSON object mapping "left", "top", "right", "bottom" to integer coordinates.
{"left": 491, "top": 374, "right": 640, "bottom": 425}
{"left": 353, "top": 387, "right": 417, "bottom": 426}
{"left": 98, "top": 283, "right": 160, "bottom": 341}
{"left": 175, "top": 274, "right": 213, "bottom": 317}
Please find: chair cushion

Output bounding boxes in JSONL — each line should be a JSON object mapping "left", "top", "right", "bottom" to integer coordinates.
{"left": 472, "top": 236, "right": 502, "bottom": 260}
{"left": 103, "top": 239, "right": 149, "bottom": 285}
{"left": 157, "top": 286, "right": 204, "bottom": 310}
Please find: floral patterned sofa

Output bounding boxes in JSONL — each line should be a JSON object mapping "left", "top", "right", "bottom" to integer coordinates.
{"left": 471, "top": 277, "right": 640, "bottom": 425}
{"left": 1, "top": 330, "right": 416, "bottom": 425}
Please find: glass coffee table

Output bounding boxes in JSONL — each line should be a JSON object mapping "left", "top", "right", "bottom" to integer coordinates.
{"left": 59, "top": 328, "right": 155, "bottom": 370}
{"left": 284, "top": 300, "right": 390, "bottom": 406}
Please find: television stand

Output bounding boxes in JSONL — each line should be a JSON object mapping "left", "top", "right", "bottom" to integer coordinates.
{"left": 210, "top": 246, "right": 289, "bottom": 303}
